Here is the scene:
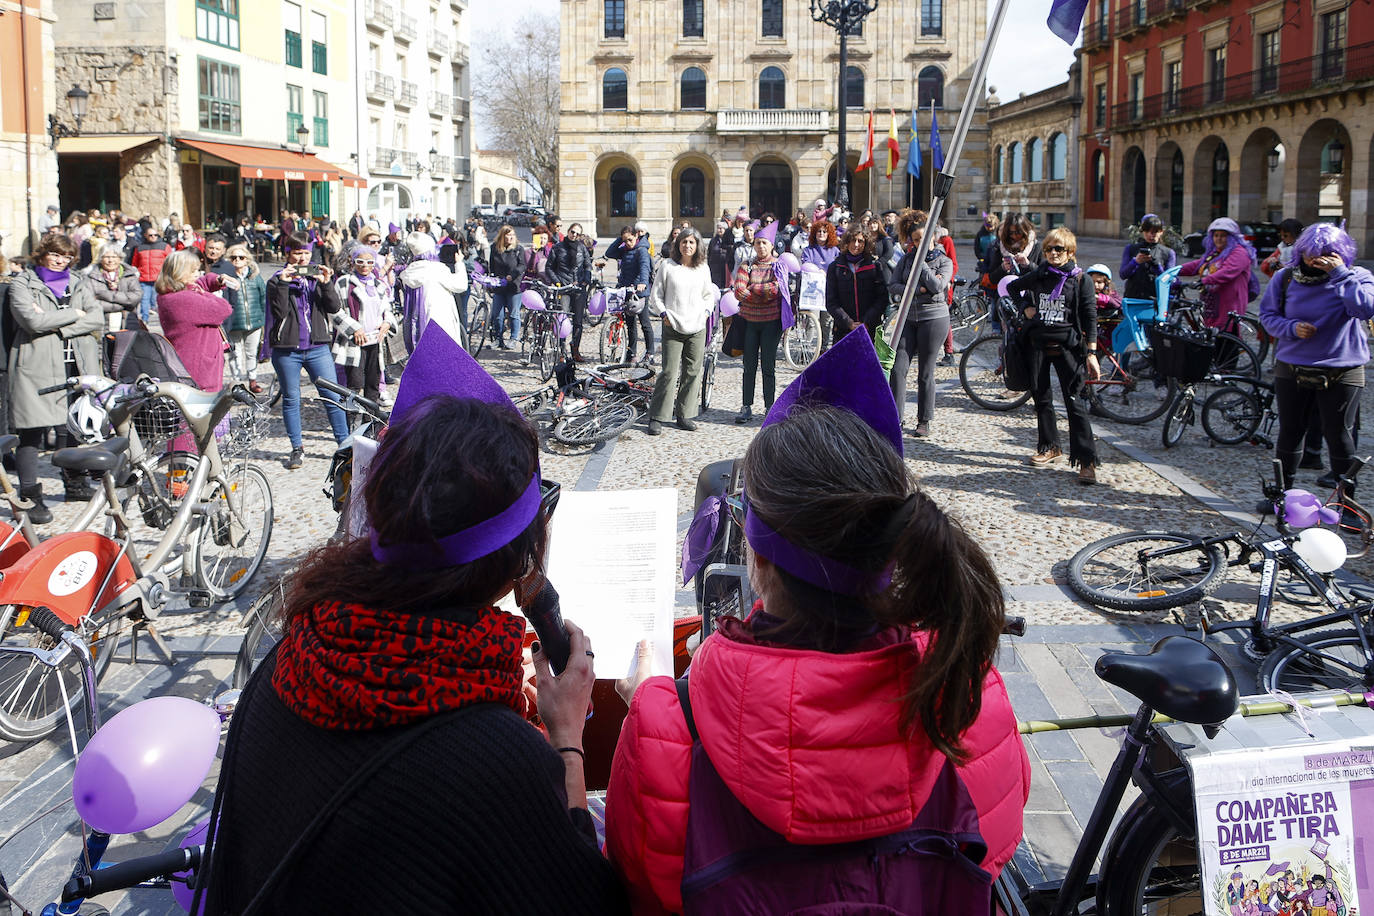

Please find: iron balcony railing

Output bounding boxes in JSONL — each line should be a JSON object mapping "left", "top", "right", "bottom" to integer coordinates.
{"left": 396, "top": 80, "right": 419, "bottom": 108}
{"left": 428, "top": 31, "right": 450, "bottom": 58}
{"left": 365, "top": 70, "right": 395, "bottom": 100}
{"left": 395, "top": 14, "right": 418, "bottom": 42}
{"left": 455, "top": 97, "right": 470, "bottom": 119}
{"left": 428, "top": 91, "right": 451, "bottom": 115}
{"left": 1111, "top": 40, "right": 1372, "bottom": 127}
{"left": 454, "top": 156, "right": 470, "bottom": 178}
{"left": 363, "top": 0, "right": 393, "bottom": 30}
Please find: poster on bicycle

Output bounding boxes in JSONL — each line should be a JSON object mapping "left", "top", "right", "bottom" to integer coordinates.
{"left": 604, "top": 287, "right": 627, "bottom": 314}
{"left": 798, "top": 272, "right": 826, "bottom": 312}
{"left": 1191, "top": 740, "right": 1373, "bottom": 915}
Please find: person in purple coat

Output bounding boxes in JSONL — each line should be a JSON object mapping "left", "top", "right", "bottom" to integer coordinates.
{"left": 1259, "top": 222, "right": 1374, "bottom": 495}
{"left": 1179, "top": 217, "right": 1257, "bottom": 329}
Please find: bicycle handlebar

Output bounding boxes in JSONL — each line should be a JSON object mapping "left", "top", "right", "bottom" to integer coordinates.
{"left": 315, "top": 377, "right": 388, "bottom": 420}
{"left": 62, "top": 846, "right": 203, "bottom": 902}
{"left": 26, "top": 606, "right": 69, "bottom": 639}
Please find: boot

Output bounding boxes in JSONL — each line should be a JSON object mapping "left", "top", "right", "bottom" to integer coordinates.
{"left": 63, "top": 471, "right": 95, "bottom": 502}
{"left": 20, "top": 484, "right": 53, "bottom": 525}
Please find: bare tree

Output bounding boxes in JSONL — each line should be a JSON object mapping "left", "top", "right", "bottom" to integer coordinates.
{"left": 472, "top": 12, "right": 560, "bottom": 210}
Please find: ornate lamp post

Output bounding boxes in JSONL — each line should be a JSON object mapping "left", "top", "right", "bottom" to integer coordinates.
{"left": 810, "top": 0, "right": 879, "bottom": 210}
{"left": 48, "top": 83, "right": 90, "bottom": 147}
{"left": 295, "top": 123, "right": 310, "bottom": 155}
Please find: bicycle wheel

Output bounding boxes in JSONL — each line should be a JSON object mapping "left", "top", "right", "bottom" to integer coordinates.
{"left": 596, "top": 363, "right": 653, "bottom": 383}
{"left": 520, "top": 312, "right": 533, "bottom": 363}
{"left": 0, "top": 603, "right": 125, "bottom": 742}
{"left": 1233, "top": 313, "right": 1270, "bottom": 365}
{"left": 600, "top": 318, "right": 627, "bottom": 365}
{"left": 700, "top": 352, "right": 717, "bottom": 411}
{"left": 1096, "top": 770, "right": 1201, "bottom": 916}
{"left": 958, "top": 334, "right": 1032, "bottom": 412}
{"left": 1200, "top": 384, "right": 1262, "bottom": 446}
{"left": 1257, "top": 629, "right": 1374, "bottom": 693}
{"left": 1160, "top": 391, "right": 1194, "bottom": 449}
{"left": 1210, "top": 331, "right": 1259, "bottom": 379}
{"left": 196, "top": 462, "right": 273, "bottom": 602}
{"left": 552, "top": 397, "right": 638, "bottom": 446}
{"left": 783, "top": 312, "right": 821, "bottom": 370}
{"left": 1066, "top": 532, "right": 1226, "bottom": 612}
{"left": 1088, "top": 350, "right": 1177, "bottom": 424}
{"left": 121, "top": 451, "right": 200, "bottom": 571}
{"left": 950, "top": 301, "right": 989, "bottom": 353}
{"left": 232, "top": 581, "right": 287, "bottom": 689}
{"left": 468, "top": 301, "right": 490, "bottom": 358}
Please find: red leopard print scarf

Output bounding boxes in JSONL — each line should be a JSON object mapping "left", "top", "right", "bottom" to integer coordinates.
{"left": 271, "top": 601, "right": 527, "bottom": 730}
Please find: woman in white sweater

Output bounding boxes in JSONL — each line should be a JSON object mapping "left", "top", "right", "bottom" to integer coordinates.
{"left": 645, "top": 228, "right": 716, "bottom": 435}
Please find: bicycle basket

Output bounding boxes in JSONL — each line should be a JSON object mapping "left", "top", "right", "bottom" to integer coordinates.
{"left": 221, "top": 406, "right": 267, "bottom": 460}
{"left": 131, "top": 397, "right": 189, "bottom": 449}
{"left": 1148, "top": 323, "right": 1215, "bottom": 383}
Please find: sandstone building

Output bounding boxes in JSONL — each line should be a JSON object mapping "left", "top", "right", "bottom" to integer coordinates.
{"left": 557, "top": 0, "right": 990, "bottom": 239}
{"left": 0, "top": 0, "right": 59, "bottom": 257}
{"left": 987, "top": 65, "right": 1082, "bottom": 233}
{"left": 474, "top": 149, "right": 528, "bottom": 211}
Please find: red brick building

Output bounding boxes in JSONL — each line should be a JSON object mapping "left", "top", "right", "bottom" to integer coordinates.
{"left": 1078, "top": 0, "right": 1372, "bottom": 249}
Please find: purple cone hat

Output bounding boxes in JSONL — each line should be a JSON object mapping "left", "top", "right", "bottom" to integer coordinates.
{"left": 756, "top": 220, "right": 779, "bottom": 247}
{"left": 371, "top": 327, "right": 543, "bottom": 569}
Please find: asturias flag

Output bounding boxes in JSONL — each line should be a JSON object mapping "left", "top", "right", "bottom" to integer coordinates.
{"left": 855, "top": 110, "right": 875, "bottom": 172}
{"left": 907, "top": 109, "right": 921, "bottom": 179}
{"left": 1047, "top": 0, "right": 1090, "bottom": 44}
{"left": 885, "top": 109, "right": 901, "bottom": 179}
{"left": 929, "top": 103, "right": 944, "bottom": 172}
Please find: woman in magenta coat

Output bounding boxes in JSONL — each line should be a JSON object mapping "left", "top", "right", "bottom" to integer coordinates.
{"left": 1178, "top": 217, "right": 1257, "bottom": 329}
{"left": 155, "top": 249, "right": 237, "bottom": 390}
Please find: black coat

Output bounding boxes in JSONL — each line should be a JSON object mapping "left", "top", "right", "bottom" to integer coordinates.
{"left": 978, "top": 240, "right": 1043, "bottom": 291}
{"left": 546, "top": 238, "right": 590, "bottom": 285}
{"left": 825, "top": 255, "right": 887, "bottom": 333}
{"left": 707, "top": 234, "right": 731, "bottom": 288}
{"left": 488, "top": 246, "right": 527, "bottom": 288}
{"left": 1006, "top": 260, "right": 1097, "bottom": 349}
{"left": 265, "top": 271, "right": 342, "bottom": 350}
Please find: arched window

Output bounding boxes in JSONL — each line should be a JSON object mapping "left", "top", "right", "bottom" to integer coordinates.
{"left": 994, "top": 146, "right": 1003, "bottom": 184}
{"left": 682, "top": 0, "right": 703, "bottom": 38}
{"left": 610, "top": 167, "right": 637, "bottom": 216}
{"left": 480, "top": 188, "right": 492, "bottom": 205}
{"left": 917, "top": 67, "right": 944, "bottom": 109}
{"left": 680, "top": 67, "right": 706, "bottom": 110}
{"left": 1008, "top": 142, "right": 1022, "bottom": 183}
{"left": 494, "top": 188, "right": 507, "bottom": 205}
{"left": 678, "top": 167, "right": 705, "bottom": 217}
{"left": 1047, "top": 133, "right": 1066, "bottom": 180}
{"left": 1027, "top": 138, "right": 1042, "bottom": 182}
{"left": 1092, "top": 149, "right": 1106, "bottom": 201}
{"left": 759, "top": 66, "right": 785, "bottom": 110}
{"left": 844, "top": 65, "right": 864, "bottom": 109}
{"left": 602, "top": 68, "right": 628, "bottom": 110}
{"left": 509, "top": 187, "right": 521, "bottom": 204}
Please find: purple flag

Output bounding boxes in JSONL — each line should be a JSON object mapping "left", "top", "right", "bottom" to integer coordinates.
{"left": 1047, "top": 0, "right": 1089, "bottom": 44}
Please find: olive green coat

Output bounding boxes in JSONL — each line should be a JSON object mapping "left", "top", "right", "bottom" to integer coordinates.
{"left": 7, "top": 269, "right": 104, "bottom": 429}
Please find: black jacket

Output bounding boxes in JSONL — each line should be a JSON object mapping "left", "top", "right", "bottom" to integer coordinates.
{"left": 1007, "top": 260, "right": 1097, "bottom": 348}
{"left": 707, "top": 234, "right": 731, "bottom": 288}
{"left": 488, "top": 246, "right": 527, "bottom": 287}
{"left": 546, "top": 238, "right": 590, "bottom": 285}
{"left": 978, "top": 240, "right": 1043, "bottom": 291}
{"left": 825, "top": 255, "right": 887, "bottom": 333}
{"left": 265, "top": 271, "right": 342, "bottom": 350}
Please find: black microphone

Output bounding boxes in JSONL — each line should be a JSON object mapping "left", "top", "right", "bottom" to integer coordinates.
{"left": 526, "top": 579, "right": 571, "bottom": 675}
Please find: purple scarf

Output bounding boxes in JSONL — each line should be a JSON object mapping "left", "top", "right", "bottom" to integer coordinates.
{"left": 770, "top": 258, "right": 795, "bottom": 330}
{"left": 1046, "top": 264, "right": 1082, "bottom": 301}
{"left": 33, "top": 265, "right": 70, "bottom": 301}
{"left": 280, "top": 272, "right": 316, "bottom": 350}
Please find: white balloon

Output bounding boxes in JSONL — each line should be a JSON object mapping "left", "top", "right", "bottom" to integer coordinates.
{"left": 1293, "top": 527, "right": 1347, "bottom": 573}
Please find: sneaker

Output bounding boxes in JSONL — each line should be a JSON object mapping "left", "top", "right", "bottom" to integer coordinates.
{"left": 647, "top": 419, "right": 663, "bottom": 436}
{"left": 1077, "top": 464, "right": 1097, "bottom": 486}
{"left": 285, "top": 447, "right": 304, "bottom": 470}
{"left": 937, "top": 353, "right": 955, "bottom": 368}
{"left": 913, "top": 422, "right": 930, "bottom": 438}
{"left": 677, "top": 416, "right": 698, "bottom": 431}
{"left": 1028, "top": 446, "right": 1063, "bottom": 467}
{"left": 734, "top": 406, "right": 754, "bottom": 425}
{"left": 378, "top": 390, "right": 394, "bottom": 407}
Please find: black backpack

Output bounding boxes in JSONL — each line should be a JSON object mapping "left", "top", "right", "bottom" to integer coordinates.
{"left": 103, "top": 328, "right": 197, "bottom": 387}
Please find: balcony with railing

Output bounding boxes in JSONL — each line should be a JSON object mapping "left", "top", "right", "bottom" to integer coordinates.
{"left": 365, "top": 70, "right": 395, "bottom": 100}
{"left": 396, "top": 80, "right": 419, "bottom": 108}
{"left": 1110, "top": 39, "right": 1374, "bottom": 127}
{"left": 430, "top": 155, "right": 453, "bottom": 176}
{"left": 428, "top": 31, "right": 450, "bottom": 58}
{"left": 454, "top": 97, "right": 470, "bottom": 120}
{"left": 394, "top": 13, "right": 417, "bottom": 43}
{"left": 451, "top": 45, "right": 469, "bottom": 68}
{"left": 364, "top": 0, "right": 393, "bottom": 31}
{"left": 716, "top": 109, "right": 829, "bottom": 133}
{"left": 454, "top": 156, "right": 471, "bottom": 178}
{"left": 370, "top": 147, "right": 399, "bottom": 172}
{"left": 1114, "top": 0, "right": 1188, "bottom": 35}
{"left": 428, "top": 91, "right": 452, "bottom": 115}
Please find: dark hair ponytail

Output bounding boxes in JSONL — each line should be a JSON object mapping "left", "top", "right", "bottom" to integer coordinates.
{"left": 742, "top": 406, "right": 1005, "bottom": 762}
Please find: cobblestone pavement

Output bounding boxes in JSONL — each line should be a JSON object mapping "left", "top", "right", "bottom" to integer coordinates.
{"left": 4, "top": 244, "right": 1373, "bottom": 909}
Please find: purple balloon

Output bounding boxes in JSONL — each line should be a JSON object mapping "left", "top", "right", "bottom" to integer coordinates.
{"left": 587, "top": 289, "right": 607, "bottom": 317}
{"left": 1283, "top": 488, "right": 1323, "bottom": 529}
{"left": 555, "top": 313, "right": 572, "bottom": 340}
{"left": 997, "top": 275, "right": 1016, "bottom": 299}
{"left": 172, "top": 817, "right": 210, "bottom": 914}
{"left": 779, "top": 253, "right": 802, "bottom": 273}
{"left": 521, "top": 289, "right": 546, "bottom": 311}
{"left": 801, "top": 261, "right": 824, "bottom": 273}
{"left": 719, "top": 291, "right": 740, "bottom": 317}
{"left": 72, "top": 696, "right": 220, "bottom": 835}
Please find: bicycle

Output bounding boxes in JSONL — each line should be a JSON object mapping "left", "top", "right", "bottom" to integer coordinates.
{"left": 597, "top": 288, "right": 648, "bottom": 366}
{"left": 1160, "top": 369, "right": 1275, "bottom": 450}
{"left": 523, "top": 280, "right": 575, "bottom": 382}
{"left": 949, "top": 278, "right": 992, "bottom": 353}
{"left": 1168, "top": 284, "right": 1271, "bottom": 366}
{"left": 0, "top": 376, "right": 273, "bottom": 740}
{"left": 700, "top": 304, "right": 722, "bottom": 412}
{"left": 466, "top": 273, "right": 503, "bottom": 359}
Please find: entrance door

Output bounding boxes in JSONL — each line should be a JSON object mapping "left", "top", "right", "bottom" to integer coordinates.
{"left": 749, "top": 160, "right": 792, "bottom": 220}
{"left": 310, "top": 182, "right": 330, "bottom": 221}
{"left": 58, "top": 156, "right": 120, "bottom": 215}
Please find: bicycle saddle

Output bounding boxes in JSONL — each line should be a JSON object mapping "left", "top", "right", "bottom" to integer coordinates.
{"left": 1095, "top": 636, "right": 1237, "bottom": 725}
{"left": 0, "top": 434, "right": 16, "bottom": 455}
{"left": 51, "top": 436, "right": 129, "bottom": 474}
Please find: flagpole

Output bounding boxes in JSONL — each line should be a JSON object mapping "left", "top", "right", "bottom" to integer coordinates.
{"left": 885, "top": 0, "right": 1013, "bottom": 363}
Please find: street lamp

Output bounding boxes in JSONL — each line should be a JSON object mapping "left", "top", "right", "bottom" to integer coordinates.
{"left": 1267, "top": 147, "right": 1280, "bottom": 171}
{"left": 1325, "top": 137, "right": 1344, "bottom": 174}
{"left": 810, "top": 0, "right": 879, "bottom": 210}
{"left": 48, "top": 83, "right": 90, "bottom": 147}
{"left": 295, "top": 123, "right": 310, "bottom": 154}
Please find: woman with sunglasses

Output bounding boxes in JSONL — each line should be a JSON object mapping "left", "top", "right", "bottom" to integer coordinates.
{"left": 1006, "top": 228, "right": 1100, "bottom": 484}
{"left": 222, "top": 244, "right": 268, "bottom": 394}
{"left": 201, "top": 342, "right": 627, "bottom": 913}
{"left": 334, "top": 247, "right": 400, "bottom": 402}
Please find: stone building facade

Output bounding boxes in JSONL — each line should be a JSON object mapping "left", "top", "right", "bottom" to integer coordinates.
{"left": 557, "top": 0, "right": 989, "bottom": 240}
{"left": 987, "top": 65, "right": 1082, "bottom": 232}
{"left": 1079, "top": 0, "right": 1374, "bottom": 249}
{"left": 0, "top": 0, "right": 60, "bottom": 257}
{"left": 474, "top": 148, "right": 526, "bottom": 211}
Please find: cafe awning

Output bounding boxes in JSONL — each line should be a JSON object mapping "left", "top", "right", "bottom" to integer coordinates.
{"left": 178, "top": 138, "right": 340, "bottom": 183}
{"left": 335, "top": 166, "right": 367, "bottom": 189}
{"left": 55, "top": 134, "right": 161, "bottom": 155}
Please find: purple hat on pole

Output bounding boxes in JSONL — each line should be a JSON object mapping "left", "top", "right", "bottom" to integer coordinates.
{"left": 370, "top": 327, "right": 543, "bottom": 569}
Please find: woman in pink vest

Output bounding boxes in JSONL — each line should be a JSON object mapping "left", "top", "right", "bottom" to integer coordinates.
{"left": 1179, "top": 217, "right": 1257, "bottom": 328}
{"left": 606, "top": 330, "right": 1029, "bottom": 914}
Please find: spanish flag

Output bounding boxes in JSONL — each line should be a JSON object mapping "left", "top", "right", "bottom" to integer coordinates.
{"left": 885, "top": 109, "right": 901, "bottom": 179}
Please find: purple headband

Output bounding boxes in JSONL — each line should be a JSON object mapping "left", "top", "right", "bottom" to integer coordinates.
{"left": 744, "top": 499, "right": 891, "bottom": 595}
{"left": 370, "top": 474, "right": 541, "bottom": 569}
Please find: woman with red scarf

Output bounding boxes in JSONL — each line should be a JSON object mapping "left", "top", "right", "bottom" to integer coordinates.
{"left": 201, "top": 335, "right": 627, "bottom": 913}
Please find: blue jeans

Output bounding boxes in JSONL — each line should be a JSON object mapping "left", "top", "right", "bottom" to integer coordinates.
{"left": 139, "top": 281, "right": 157, "bottom": 321}
{"left": 270, "top": 345, "right": 350, "bottom": 449}
{"left": 491, "top": 289, "right": 520, "bottom": 344}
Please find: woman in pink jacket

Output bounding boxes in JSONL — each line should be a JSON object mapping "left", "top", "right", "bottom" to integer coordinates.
{"left": 606, "top": 330, "right": 1028, "bottom": 915}
{"left": 1178, "top": 217, "right": 1257, "bottom": 328}
{"left": 155, "top": 249, "right": 236, "bottom": 390}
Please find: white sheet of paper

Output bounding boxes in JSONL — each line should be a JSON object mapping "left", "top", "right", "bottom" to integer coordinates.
{"left": 544, "top": 488, "right": 677, "bottom": 681}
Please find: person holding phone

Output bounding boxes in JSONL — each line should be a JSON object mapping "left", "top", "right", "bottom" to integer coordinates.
{"left": 265, "top": 231, "right": 350, "bottom": 469}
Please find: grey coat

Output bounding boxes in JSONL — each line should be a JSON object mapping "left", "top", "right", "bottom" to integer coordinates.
{"left": 7, "top": 269, "right": 104, "bottom": 429}
{"left": 86, "top": 263, "right": 142, "bottom": 314}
